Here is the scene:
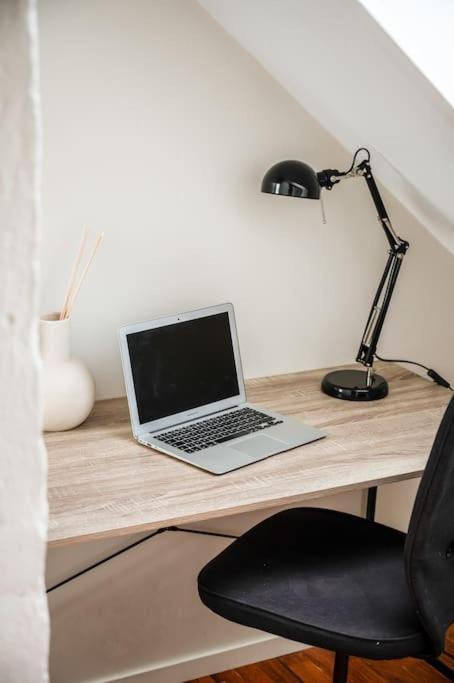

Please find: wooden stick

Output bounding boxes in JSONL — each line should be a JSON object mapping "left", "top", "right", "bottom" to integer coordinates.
{"left": 60, "top": 227, "right": 88, "bottom": 320}
{"left": 65, "top": 232, "right": 104, "bottom": 318}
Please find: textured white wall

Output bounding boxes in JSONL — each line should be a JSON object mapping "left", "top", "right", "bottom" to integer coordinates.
{"left": 0, "top": 1, "right": 48, "bottom": 681}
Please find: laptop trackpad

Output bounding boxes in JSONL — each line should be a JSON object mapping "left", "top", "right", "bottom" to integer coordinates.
{"left": 232, "top": 434, "right": 286, "bottom": 458}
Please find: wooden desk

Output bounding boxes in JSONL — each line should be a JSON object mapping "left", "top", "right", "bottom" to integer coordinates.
{"left": 46, "top": 363, "right": 450, "bottom": 547}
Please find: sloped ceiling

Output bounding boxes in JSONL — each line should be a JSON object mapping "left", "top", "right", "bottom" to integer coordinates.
{"left": 360, "top": 0, "right": 454, "bottom": 108}
{"left": 199, "top": 0, "right": 454, "bottom": 253}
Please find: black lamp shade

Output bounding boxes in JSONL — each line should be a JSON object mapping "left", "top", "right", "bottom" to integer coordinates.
{"left": 261, "top": 160, "right": 320, "bottom": 199}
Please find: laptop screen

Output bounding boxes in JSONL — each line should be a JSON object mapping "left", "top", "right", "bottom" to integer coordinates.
{"left": 126, "top": 312, "right": 240, "bottom": 424}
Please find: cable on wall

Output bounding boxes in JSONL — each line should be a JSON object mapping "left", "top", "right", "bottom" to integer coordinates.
{"left": 46, "top": 526, "right": 238, "bottom": 594}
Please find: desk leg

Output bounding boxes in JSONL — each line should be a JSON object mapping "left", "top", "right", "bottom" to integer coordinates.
{"left": 366, "top": 486, "right": 377, "bottom": 522}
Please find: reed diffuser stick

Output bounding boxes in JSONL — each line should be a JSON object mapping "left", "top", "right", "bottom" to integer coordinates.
{"left": 65, "top": 233, "right": 104, "bottom": 318}
{"left": 60, "top": 227, "right": 88, "bottom": 320}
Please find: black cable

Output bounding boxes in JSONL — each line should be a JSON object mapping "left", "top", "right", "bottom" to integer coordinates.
{"left": 341, "top": 147, "right": 371, "bottom": 176}
{"left": 375, "top": 352, "right": 453, "bottom": 391}
{"left": 46, "top": 527, "right": 167, "bottom": 593}
{"left": 168, "top": 526, "right": 239, "bottom": 540}
{"left": 376, "top": 352, "right": 430, "bottom": 372}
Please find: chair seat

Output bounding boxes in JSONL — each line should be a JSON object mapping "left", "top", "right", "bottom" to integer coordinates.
{"left": 198, "top": 508, "right": 432, "bottom": 660}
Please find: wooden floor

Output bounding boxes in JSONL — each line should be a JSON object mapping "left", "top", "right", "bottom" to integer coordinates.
{"left": 188, "top": 628, "right": 454, "bottom": 683}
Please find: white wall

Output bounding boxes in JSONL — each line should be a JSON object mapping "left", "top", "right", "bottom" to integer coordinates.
{"left": 0, "top": 1, "right": 49, "bottom": 681}
{"left": 39, "top": 0, "right": 454, "bottom": 681}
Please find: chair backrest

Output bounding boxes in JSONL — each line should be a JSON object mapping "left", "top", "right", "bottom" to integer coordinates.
{"left": 405, "top": 395, "right": 454, "bottom": 654}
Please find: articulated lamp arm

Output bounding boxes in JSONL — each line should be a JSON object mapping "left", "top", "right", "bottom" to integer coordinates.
{"left": 318, "top": 158, "right": 409, "bottom": 381}
{"left": 355, "top": 162, "right": 409, "bottom": 371}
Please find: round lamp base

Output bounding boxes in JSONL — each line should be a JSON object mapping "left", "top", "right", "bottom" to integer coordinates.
{"left": 321, "top": 369, "right": 388, "bottom": 401}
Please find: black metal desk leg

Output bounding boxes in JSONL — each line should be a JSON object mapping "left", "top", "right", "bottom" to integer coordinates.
{"left": 366, "top": 486, "right": 377, "bottom": 521}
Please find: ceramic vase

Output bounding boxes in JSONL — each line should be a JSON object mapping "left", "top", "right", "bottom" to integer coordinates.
{"left": 40, "top": 312, "right": 95, "bottom": 431}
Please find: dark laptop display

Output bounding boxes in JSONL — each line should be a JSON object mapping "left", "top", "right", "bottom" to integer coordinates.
{"left": 127, "top": 312, "right": 240, "bottom": 424}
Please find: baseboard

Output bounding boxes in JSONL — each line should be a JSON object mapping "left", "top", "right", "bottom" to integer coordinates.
{"left": 113, "top": 635, "right": 306, "bottom": 683}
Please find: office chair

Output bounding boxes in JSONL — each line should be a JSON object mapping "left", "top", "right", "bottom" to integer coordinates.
{"left": 198, "top": 397, "right": 454, "bottom": 682}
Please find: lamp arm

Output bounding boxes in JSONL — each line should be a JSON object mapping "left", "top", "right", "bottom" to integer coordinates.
{"left": 319, "top": 159, "right": 409, "bottom": 376}
{"left": 355, "top": 162, "right": 409, "bottom": 370}
{"left": 356, "top": 249, "right": 404, "bottom": 368}
{"left": 360, "top": 162, "right": 407, "bottom": 251}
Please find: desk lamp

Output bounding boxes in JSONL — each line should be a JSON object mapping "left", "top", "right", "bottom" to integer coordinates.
{"left": 261, "top": 148, "right": 409, "bottom": 401}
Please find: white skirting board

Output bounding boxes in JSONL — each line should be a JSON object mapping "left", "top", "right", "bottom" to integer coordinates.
{"left": 114, "top": 636, "right": 306, "bottom": 683}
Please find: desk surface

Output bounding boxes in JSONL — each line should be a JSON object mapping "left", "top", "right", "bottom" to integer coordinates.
{"left": 46, "top": 363, "right": 450, "bottom": 546}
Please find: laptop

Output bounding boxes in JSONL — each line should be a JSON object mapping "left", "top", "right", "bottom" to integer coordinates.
{"left": 119, "top": 303, "right": 325, "bottom": 474}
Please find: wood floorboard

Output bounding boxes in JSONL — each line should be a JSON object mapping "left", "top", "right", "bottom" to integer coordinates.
{"left": 280, "top": 650, "right": 332, "bottom": 683}
{"left": 187, "top": 627, "right": 454, "bottom": 682}
{"left": 364, "top": 657, "right": 447, "bottom": 683}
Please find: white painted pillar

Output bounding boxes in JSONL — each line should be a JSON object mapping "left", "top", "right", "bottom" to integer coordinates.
{"left": 0, "top": 1, "right": 49, "bottom": 681}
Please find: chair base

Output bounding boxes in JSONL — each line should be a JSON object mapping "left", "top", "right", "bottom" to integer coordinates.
{"left": 423, "top": 656, "right": 454, "bottom": 682}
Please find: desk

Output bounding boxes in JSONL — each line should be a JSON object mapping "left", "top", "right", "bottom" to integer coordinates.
{"left": 46, "top": 362, "right": 450, "bottom": 547}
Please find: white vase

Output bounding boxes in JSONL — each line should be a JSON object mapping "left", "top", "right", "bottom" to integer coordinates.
{"left": 40, "top": 312, "right": 95, "bottom": 431}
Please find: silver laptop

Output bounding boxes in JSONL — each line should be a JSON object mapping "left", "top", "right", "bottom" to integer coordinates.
{"left": 119, "top": 303, "right": 325, "bottom": 474}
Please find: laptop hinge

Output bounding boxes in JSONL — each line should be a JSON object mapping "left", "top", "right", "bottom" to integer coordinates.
{"left": 145, "top": 404, "right": 241, "bottom": 435}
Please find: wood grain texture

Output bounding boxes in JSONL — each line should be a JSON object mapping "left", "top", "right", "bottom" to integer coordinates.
{"left": 46, "top": 363, "right": 451, "bottom": 546}
{"left": 187, "top": 627, "right": 454, "bottom": 682}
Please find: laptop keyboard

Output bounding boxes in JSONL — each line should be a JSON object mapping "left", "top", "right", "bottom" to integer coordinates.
{"left": 155, "top": 407, "right": 283, "bottom": 453}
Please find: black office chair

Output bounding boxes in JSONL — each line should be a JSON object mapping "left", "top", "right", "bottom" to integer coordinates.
{"left": 198, "top": 397, "right": 454, "bottom": 682}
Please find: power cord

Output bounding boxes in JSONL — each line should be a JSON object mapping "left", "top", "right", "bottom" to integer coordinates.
{"left": 375, "top": 352, "right": 453, "bottom": 391}
{"left": 342, "top": 147, "right": 370, "bottom": 175}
